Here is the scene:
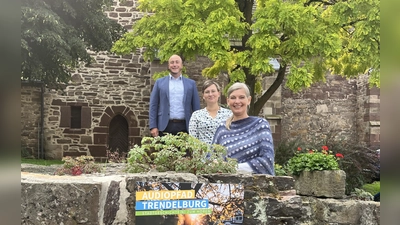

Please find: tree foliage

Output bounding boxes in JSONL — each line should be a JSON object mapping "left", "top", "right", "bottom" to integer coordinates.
{"left": 112, "top": 0, "right": 380, "bottom": 115}
{"left": 21, "top": 0, "right": 125, "bottom": 87}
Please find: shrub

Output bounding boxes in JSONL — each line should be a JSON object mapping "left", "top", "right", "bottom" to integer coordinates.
{"left": 55, "top": 155, "right": 102, "bottom": 176}
{"left": 126, "top": 132, "right": 238, "bottom": 174}
{"left": 362, "top": 181, "right": 380, "bottom": 196}
{"left": 285, "top": 145, "right": 342, "bottom": 176}
{"left": 274, "top": 138, "right": 306, "bottom": 166}
{"left": 324, "top": 137, "right": 379, "bottom": 194}
{"left": 350, "top": 188, "right": 373, "bottom": 201}
{"left": 274, "top": 163, "right": 288, "bottom": 176}
{"left": 280, "top": 132, "right": 380, "bottom": 195}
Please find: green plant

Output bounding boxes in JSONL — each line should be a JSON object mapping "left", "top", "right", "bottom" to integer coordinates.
{"left": 55, "top": 155, "right": 102, "bottom": 176}
{"left": 274, "top": 164, "right": 287, "bottom": 176}
{"left": 126, "top": 132, "right": 238, "bottom": 174}
{"left": 362, "top": 181, "right": 380, "bottom": 196}
{"left": 286, "top": 145, "right": 342, "bottom": 176}
{"left": 350, "top": 188, "right": 373, "bottom": 201}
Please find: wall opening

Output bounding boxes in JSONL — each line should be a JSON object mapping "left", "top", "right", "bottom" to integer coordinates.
{"left": 108, "top": 114, "right": 129, "bottom": 153}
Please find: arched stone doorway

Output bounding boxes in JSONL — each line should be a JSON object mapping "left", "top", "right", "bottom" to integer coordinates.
{"left": 89, "top": 106, "right": 141, "bottom": 161}
{"left": 108, "top": 114, "right": 129, "bottom": 153}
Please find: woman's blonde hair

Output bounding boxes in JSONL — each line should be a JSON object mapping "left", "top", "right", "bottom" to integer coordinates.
{"left": 225, "top": 82, "right": 251, "bottom": 129}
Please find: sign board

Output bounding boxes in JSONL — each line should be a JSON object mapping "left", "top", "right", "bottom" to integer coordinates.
{"left": 135, "top": 182, "right": 244, "bottom": 225}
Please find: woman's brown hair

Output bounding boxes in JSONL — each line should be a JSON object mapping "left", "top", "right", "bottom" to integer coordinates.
{"left": 202, "top": 80, "right": 221, "bottom": 93}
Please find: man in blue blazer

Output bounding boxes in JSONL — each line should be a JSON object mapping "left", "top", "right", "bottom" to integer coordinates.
{"left": 149, "top": 55, "right": 201, "bottom": 137}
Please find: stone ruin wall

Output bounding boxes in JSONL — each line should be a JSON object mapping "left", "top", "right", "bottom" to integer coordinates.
{"left": 356, "top": 74, "right": 380, "bottom": 149}
{"left": 281, "top": 74, "right": 358, "bottom": 143}
{"left": 281, "top": 73, "right": 380, "bottom": 148}
{"left": 21, "top": 82, "right": 43, "bottom": 157}
{"left": 41, "top": 50, "right": 153, "bottom": 160}
{"left": 21, "top": 171, "right": 380, "bottom": 225}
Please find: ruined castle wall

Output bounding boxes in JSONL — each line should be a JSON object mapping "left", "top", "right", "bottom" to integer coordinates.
{"left": 281, "top": 74, "right": 359, "bottom": 143}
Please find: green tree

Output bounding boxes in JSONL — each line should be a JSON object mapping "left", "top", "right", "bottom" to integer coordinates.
{"left": 21, "top": 0, "right": 125, "bottom": 87}
{"left": 112, "top": 0, "right": 379, "bottom": 115}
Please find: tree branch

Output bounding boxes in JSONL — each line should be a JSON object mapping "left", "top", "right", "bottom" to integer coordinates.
{"left": 342, "top": 18, "right": 366, "bottom": 28}
{"left": 253, "top": 64, "right": 287, "bottom": 115}
{"left": 304, "top": 0, "right": 336, "bottom": 7}
{"left": 373, "top": 38, "right": 380, "bottom": 51}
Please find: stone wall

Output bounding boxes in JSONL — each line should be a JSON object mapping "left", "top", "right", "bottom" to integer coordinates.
{"left": 261, "top": 74, "right": 283, "bottom": 145}
{"left": 281, "top": 73, "right": 380, "bottom": 148}
{"left": 356, "top": 74, "right": 380, "bottom": 149}
{"left": 41, "top": 50, "right": 151, "bottom": 160}
{"left": 21, "top": 171, "right": 380, "bottom": 225}
{"left": 21, "top": 82, "right": 43, "bottom": 158}
{"left": 107, "top": 0, "right": 142, "bottom": 30}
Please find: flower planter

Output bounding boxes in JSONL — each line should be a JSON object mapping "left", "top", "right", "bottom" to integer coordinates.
{"left": 294, "top": 170, "right": 346, "bottom": 199}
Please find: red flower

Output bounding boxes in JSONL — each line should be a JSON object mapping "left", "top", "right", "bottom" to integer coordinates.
{"left": 335, "top": 153, "right": 344, "bottom": 158}
{"left": 297, "top": 147, "right": 302, "bottom": 151}
{"left": 322, "top": 145, "right": 329, "bottom": 151}
{"left": 308, "top": 150, "right": 314, "bottom": 154}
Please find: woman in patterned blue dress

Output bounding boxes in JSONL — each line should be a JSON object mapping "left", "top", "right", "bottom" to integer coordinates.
{"left": 189, "top": 80, "right": 232, "bottom": 145}
{"left": 212, "top": 83, "right": 275, "bottom": 175}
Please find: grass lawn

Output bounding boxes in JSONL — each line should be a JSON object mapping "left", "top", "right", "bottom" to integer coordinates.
{"left": 21, "top": 158, "right": 64, "bottom": 166}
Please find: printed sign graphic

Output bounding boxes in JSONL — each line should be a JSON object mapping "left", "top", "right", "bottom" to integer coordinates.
{"left": 135, "top": 182, "right": 244, "bottom": 225}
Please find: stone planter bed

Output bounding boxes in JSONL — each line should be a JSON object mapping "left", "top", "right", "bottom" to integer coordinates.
{"left": 21, "top": 164, "right": 380, "bottom": 225}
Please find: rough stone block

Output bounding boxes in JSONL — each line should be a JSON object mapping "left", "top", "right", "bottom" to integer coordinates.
{"left": 21, "top": 173, "right": 102, "bottom": 224}
{"left": 80, "top": 135, "right": 93, "bottom": 144}
{"left": 303, "top": 197, "right": 380, "bottom": 225}
{"left": 294, "top": 170, "right": 346, "bottom": 198}
{"left": 94, "top": 133, "right": 107, "bottom": 144}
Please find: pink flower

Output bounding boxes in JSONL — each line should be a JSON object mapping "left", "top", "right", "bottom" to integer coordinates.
{"left": 72, "top": 166, "right": 83, "bottom": 176}
{"left": 308, "top": 150, "right": 314, "bottom": 154}
{"left": 297, "top": 147, "right": 302, "bottom": 151}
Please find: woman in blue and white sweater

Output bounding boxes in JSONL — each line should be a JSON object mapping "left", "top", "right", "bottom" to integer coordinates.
{"left": 212, "top": 83, "right": 275, "bottom": 175}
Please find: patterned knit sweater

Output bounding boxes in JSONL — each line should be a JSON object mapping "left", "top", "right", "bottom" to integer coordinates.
{"left": 212, "top": 116, "right": 275, "bottom": 175}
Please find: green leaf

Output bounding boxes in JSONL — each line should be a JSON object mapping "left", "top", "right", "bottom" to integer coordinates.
{"left": 111, "top": 0, "right": 379, "bottom": 115}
